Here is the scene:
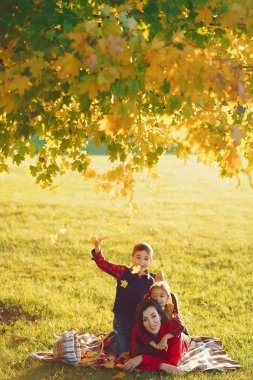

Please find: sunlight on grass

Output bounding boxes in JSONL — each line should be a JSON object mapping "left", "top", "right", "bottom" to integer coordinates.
{"left": 0, "top": 156, "right": 252, "bottom": 380}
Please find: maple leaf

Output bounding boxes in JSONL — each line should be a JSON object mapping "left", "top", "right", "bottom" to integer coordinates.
{"left": 90, "top": 236, "right": 107, "bottom": 245}
{"left": 120, "top": 280, "right": 128, "bottom": 288}
{"left": 104, "top": 361, "right": 115, "bottom": 368}
{"left": 85, "top": 351, "right": 95, "bottom": 358}
{"left": 55, "top": 53, "right": 81, "bottom": 79}
{"left": 131, "top": 265, "right": 141, "bottom": 274}
{"left": 90, "top": 235, "right": 97, "bottom": 245}
{"left": 120, "top": 352, "right": 130, "bottom": 359}
{"left": 84, "top": 168, "right": 97, "bottom": 179}
{"left": 195, "top": 7, "right": 213, "bottom": 25}
{"left": 0, "top": 95, "right": 16, "bottom": 113}
{"left": 59, "top": 226, "right": 67, "bottom": 234}
{"left": 112, "top": 372, "right": 126, "bottom": 379}
{"left": 28, "top": 54, "right": 45, "bottom": 76}
{"left": 77, "top": 76, "right": 99, "bottom": 99}
{"left": 9, "top": 74, "right": 31, "bottom": 95}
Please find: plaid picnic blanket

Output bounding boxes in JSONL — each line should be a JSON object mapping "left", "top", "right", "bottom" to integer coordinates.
{"left": 178, "top": 336, "right": 241, "bottom": 372}
{"left": 31, "top": 334, "right": 241, "bottom": 372}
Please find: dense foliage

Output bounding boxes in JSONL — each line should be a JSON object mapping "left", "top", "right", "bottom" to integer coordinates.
{"left": 0, "top": 0, "right": 252, "bottom": 197}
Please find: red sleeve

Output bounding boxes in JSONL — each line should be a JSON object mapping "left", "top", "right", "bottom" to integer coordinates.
{"left": 91, "top": 249, "right": 126, "bottom": 279}
{"left": 166, "top": 314, "right": 185, "bottom": 337}
{"left": 131, "top": 324, "right": 139, "bottom": 356}
{"left": 131, "top": 326, "right": 165, "bottom": 371}
{"left": 141, "top": 354, "right": 165, "bottom": 371}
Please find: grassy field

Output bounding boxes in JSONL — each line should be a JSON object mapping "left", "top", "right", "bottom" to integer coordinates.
{"left": 0, "top": 156, "right": 252, "bottom": 380}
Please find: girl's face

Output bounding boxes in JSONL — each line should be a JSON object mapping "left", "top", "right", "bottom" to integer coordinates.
{"left": 150, "top": 287, "right": 168, "bottom": 307}
{"left": 142, "top": 306, "right": 161, "bottom": 336}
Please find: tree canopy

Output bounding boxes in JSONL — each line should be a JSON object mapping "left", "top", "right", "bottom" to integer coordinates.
{"left": 0, "top": 0, "right": 252, "bottom": 198}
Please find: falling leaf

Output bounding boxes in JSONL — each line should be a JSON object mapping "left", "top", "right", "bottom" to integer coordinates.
{"left": 101, "top": 215, "right": 108, "bottom": 223}
{"left": 49, "top": 234, "right": 58, "bottom": 245}
{"left": 112, "top": 372, "right": 126, "bottom": 379}
{"left": 120, "top": 280, "right": 128, "bottom": 288}
{"left": 132, "top": 265, "right": 141, "bottom": 274}
{"left": 59, "top": 226, "right": 67, "bottom": 234}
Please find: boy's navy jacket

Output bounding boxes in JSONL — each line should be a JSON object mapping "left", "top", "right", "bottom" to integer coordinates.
{"left": 114, "top": 267, "right": 154, "bottom": 318}
{"left": 91, "top": 249, "right": 155, "bottom": 320}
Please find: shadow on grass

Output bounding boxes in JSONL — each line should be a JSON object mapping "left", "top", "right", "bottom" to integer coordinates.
{"left": 15, "top": 362, "right": 141, "bottom": 380}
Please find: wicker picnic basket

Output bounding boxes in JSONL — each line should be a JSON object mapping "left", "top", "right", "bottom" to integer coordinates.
{"left": 52, "top": 331, "right": 104, "bottom": 366}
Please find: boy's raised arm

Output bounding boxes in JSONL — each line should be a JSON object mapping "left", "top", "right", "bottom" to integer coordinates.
{"left": 91, "top": 237, "right": 126, "bottom": 279}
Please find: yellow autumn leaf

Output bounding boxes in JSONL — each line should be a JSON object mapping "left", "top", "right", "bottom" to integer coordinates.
{"left": 120, "top": 280, "right": 128, "bottom": 288}
{"left": 112, "top": 371, "right": 126, "bottom": 379}
{"left": 90, "top": 235, "right": 97, "bottom": 245}
{"left": 68, "top": 31, "right": 89, "bottom": 52}
{"left": 104, "top": 360, "right": 115, "bottom": 368}
{"left": 0, "top": 94, "right": 16, "bottom": 113}
{"left": 0, "top": 40, "right": 16, "bottom": 65}
{"left": 90, "top": 236, "right": 107, "bottom": 245}
{"left": 77, "top": 76, "right": 99, "bottom": 99}
{"left": 131, "top": 265, "right": 141, "bottom": 274}
{"left": 20, "top": 347, "right": 29, "bottom": 352}
{"left": 195, "top": 7, "right": 213, "bottom": 25}
{"left": 226, "top": 150, "right": 242, "bottom": 173}
{"left": 145, "top": 64, "right": 165, "bottom": 90}
{"left": 85, "top": 351, "right": 95, "bottom": 358}
{"left": 9, "top": 74, "right": 31, "bottom": 95}
{"left": 55, "top": 53, "right": 81, "bottom": 79}
{"left": 84, "top": 167, "right": 97, "bottom": 179}
{"left": 120, "top": 351, "right": 130, "bottom": 359}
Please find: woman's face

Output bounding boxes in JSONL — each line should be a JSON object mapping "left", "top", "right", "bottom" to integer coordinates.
{"left": 142, "top": 306, "right": 161, "bottom": 336}
{"left": 150, "top": 287, "right": 168, "bottom": 307}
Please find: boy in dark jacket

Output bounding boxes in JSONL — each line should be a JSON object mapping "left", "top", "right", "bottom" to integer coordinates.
{"left": 91, "top": 237, "right": 155, "bottom": 356}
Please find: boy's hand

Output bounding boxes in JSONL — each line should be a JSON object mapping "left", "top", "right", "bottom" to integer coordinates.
{"left": 90, "top": 236, "right": 107, "bottom": 252}
{"left": 95, "top": 236, "right": 107, "bottom": 245}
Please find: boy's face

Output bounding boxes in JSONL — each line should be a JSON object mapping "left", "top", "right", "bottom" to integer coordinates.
{"left": 131, "top": 250, "right": 151, "bottom": 274}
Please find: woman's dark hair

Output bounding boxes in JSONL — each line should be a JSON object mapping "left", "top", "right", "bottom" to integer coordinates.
{"left": 135, "top": 299, "right": 169, "bottom": 330}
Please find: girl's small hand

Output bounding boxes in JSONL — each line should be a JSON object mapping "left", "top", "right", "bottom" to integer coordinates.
{"left": 157, "top": 336, "right": 168, "bottom": 351}
{"left": 122, "top": 355, "right": 143, "bottom": 371}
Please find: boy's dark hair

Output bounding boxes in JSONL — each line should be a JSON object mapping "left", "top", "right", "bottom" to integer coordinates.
{"left": 135, "top": 299, "right": 168, "bottom": 328}
{"left": 132, "top": 242, "right": 153, "bottom": 259}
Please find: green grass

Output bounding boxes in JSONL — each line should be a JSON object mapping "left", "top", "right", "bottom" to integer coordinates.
{"left": 0, "top": 156, "right": 252, "bottom": 380}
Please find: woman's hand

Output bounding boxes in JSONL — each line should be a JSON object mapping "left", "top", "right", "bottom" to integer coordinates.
{"left": 122, "top": 355, "right": 143, "bottom": 371}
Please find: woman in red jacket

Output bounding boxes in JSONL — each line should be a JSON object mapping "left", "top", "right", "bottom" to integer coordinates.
{"left": 123, "top": 299, "right": 188, "bottom": 374}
